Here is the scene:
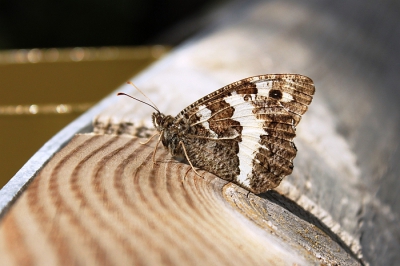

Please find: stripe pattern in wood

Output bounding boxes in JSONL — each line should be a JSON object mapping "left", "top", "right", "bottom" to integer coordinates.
{"left": 0, "top": 134, "right": 308, "bottom": 265}
{"left": 0, "top": 134, "right": 360, "bottom": 265}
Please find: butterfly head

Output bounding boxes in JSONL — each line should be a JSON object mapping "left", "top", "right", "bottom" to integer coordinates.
{"left": 117, "top": 91, "right": 170, "bottom": 131}
{"left": 152, "top": 112, "right": 174, "bottom": 132}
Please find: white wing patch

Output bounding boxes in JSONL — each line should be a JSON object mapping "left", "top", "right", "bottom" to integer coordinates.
{"left": 197, "top": 104, "right": 218, "bottom": 138}
{"left": 197, "top": 104, "right": 212, "bottom": 120}
{"left": 281, "top": 92, "right": 294, "bottom": 102}
{"left": 224, "top": 96, "right": 266, "bottom": 188}
{"left": 255, "top": 81, "right": 272, "bottom": 97}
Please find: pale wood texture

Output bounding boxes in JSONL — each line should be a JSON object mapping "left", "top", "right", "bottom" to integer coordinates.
{"left": 90, "top": 1, "right": 400, "bottom": 264}
{"left": 96, "top": 1, "right": 367, "bottom": 263}
{"left": 0, "top": 134, "right": 360, "bottom": 265}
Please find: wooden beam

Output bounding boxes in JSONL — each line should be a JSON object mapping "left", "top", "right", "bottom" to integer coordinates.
{"left": 0, "top": 134, "right": 360, "bottom": 265}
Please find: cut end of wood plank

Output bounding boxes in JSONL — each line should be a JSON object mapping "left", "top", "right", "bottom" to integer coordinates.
{"left": 0, "top": 134, "right": 362, "bottom": 265}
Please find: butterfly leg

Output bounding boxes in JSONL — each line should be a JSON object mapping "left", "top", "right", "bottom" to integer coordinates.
{"left": 139, "top": 131, "right": 159, "bottom": 145}
{"left": 178, "top": 141, "right": 203, "bottom": 177}
{"left": 151, "top": 133, "right": 163, "bottom": 166}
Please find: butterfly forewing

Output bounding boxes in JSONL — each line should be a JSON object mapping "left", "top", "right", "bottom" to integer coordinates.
{"left": 169, "top": 74, "right": 314, "bottom": 194}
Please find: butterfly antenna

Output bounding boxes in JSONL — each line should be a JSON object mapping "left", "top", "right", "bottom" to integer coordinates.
{"left": 117, "top": 92, "right": 159, "bottom": 113}
{"left": 126, "top": 81, "right": 160, "bottom": 113}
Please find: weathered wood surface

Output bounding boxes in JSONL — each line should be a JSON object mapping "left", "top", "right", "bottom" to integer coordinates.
{"left": 0, "top": 134, "right": 359, "bottom": 265}
{"left": 92, "top": 0, "right": 400, "bottom": 263}
{"left": 0, "top": 0, "right": 399, "bottom": 265}
{"left": 93, "top": 1, "right": 371, "bottom": 264}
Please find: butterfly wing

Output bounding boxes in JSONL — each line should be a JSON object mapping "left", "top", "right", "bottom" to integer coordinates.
{"left": 175, "top": 74, "right": 315, "bottom": 194}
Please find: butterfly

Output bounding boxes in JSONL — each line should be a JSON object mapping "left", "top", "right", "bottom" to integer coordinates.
{"left": 119, "top": 74, "right": 315, "bottom": 194}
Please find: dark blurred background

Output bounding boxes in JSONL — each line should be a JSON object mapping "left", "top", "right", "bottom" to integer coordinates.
{"left": 0, "top": 0, "right": 223, "bottom": 49}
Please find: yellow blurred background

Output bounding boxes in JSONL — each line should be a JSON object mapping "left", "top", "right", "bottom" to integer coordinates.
{"left": 0, "top": 46, "right": 170, "bottom": 189}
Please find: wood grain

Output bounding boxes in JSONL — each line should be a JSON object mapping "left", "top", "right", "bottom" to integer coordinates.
{"left": 0, "top": 134, "right": 360, "bottom": 265}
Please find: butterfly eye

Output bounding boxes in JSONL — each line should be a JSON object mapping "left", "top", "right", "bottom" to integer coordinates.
{"left": 156, "top": 115, "right": 163, "bottom": 126}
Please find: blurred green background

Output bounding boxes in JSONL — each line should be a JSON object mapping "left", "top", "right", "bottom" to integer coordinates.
{"left": 0, "top": 0, "right": 222, "bottom": 188}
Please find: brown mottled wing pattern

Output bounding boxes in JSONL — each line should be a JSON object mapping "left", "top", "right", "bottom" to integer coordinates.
{"left": 175, "top": 74, "right": 315, "bottom": 194}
